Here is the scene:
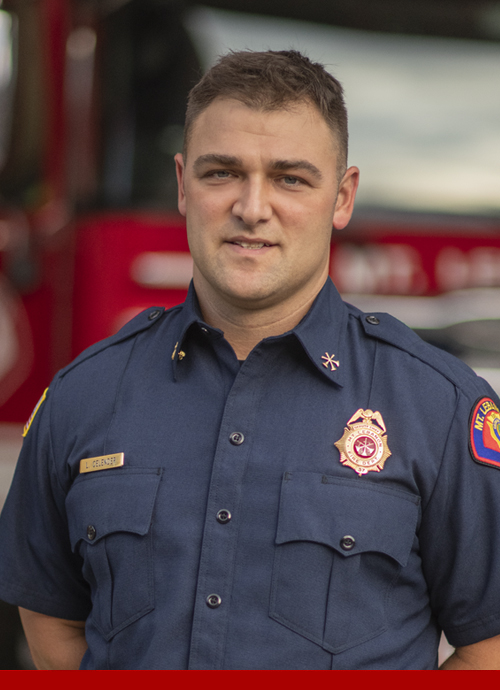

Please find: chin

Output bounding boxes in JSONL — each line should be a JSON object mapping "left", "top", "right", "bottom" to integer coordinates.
{"left": 218, "top": 275, "right": 274, "bottom": 300}
{"left": 229, "top": 288, "right": 284, "bottom": 312}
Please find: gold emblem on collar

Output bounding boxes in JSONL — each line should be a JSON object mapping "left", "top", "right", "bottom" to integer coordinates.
{"left": 335, "top": 409, "right": 391, "bottom": 476}
{"left": 321, "top": 353, "right": 339, "bottom": 371}
{"left": 171, "top": 342, "right": 186, "bottom": 361}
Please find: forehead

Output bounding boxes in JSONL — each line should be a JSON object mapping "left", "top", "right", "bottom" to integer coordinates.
{"left": 186, "top": 98, "right": 338, "bottom": 161}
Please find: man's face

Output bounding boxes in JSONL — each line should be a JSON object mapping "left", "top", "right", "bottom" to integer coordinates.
{"left": 175, "top": 98, "right": 358, "bottom": 315}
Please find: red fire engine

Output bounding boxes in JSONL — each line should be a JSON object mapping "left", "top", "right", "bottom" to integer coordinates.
{"left": 0, "top": 0, "right": 499, "bottom": 429}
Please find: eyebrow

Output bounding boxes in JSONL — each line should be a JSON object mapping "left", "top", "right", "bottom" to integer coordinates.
{"left": 193, "top": 154, "right": 243, "bottom": 174}
{"left": 192, "top": 154, "right": 323, "bottom": 181}
{"left": 271, "top": 159, "right": 323, "bottom": 181}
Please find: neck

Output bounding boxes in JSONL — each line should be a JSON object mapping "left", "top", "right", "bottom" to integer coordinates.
{"left": 194, "top": 278, "right": 327, "bottom": 360}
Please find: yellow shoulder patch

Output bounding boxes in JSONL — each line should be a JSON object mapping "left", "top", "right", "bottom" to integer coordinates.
{"left": 22, "top": 388, "right": 49, "bottom": 437}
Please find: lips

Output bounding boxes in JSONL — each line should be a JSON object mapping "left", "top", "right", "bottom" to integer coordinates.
{"left": 234, "top": 241, "right": 269, "bottom": 249}
{"left": 229, "top": 237, "right": 274, "bottom": 250}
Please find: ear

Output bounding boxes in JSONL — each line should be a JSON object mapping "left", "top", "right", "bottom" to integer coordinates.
{"left": 332, "top": 166, "right": 359, "bottom": 230}
{"left": 174, "top": 153, "right": 187, "bottom": 217}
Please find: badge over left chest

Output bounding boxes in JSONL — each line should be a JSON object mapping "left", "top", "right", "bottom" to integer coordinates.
{"left": 335, "top": 408, "right": 392, "bottom": 476}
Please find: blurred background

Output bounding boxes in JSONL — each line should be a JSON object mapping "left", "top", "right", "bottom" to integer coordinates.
{"left": 0, "top": 0, "right": 499, "bottom": 668}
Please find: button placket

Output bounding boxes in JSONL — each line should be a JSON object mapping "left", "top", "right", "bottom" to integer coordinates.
{"left": 188, "top": 365, "right": 260, "bottom": 669}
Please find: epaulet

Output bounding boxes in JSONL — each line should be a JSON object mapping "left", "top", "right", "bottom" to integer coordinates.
{"left": 59, "top": 306, "right": 167, "bottom": 379}
{"left": 357, "top": 309, "right": 481, "bottom": 391}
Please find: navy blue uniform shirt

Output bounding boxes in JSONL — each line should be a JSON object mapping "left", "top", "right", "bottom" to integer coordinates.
{"left": 2, "top": 278, "right": 500, "bottom": 669}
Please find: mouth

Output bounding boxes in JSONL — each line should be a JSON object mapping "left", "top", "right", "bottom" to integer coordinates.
{"left": 229, "top": 239, "right": 273, "bottom": 250}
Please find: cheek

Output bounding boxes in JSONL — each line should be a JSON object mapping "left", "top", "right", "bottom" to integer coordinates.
{"left": 288, "top": 219, "right": 333, "bottom": 269}
{"left": 280, "top": 194, "right": 334, "bottom": 226}
{"left": 188, "top": 183, "right": 234, "bottom": 216}
{"left": 287, "top": 209, "right": 333, "bottom": 248}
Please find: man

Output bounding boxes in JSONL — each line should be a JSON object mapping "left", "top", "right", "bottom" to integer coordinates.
{"left": 1, "top": 50, "right": 500, "bottom": 670}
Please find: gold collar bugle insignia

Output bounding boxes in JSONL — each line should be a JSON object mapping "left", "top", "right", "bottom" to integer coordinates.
{"left": 335, "top": 409, "right": 391, "bottom": 476}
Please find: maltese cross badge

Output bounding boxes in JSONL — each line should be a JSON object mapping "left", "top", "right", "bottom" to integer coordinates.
{"left": 335, "top": 408, "right": 391, "bottom": 476}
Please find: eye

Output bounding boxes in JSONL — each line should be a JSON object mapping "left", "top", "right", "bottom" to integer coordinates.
{"left": 210, "top": 170, "right": 232, "bottom": 179}
{"left": 281, "top": 175, "right": 302, "bottom": 186}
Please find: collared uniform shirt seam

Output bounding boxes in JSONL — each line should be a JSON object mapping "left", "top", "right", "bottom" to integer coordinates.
{"left": 103, "top": 336, "right": 142, "bottom": 455}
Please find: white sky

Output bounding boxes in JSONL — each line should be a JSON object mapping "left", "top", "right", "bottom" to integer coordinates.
{"left": 185, "top": 7, "right": 500, "bottom": 216}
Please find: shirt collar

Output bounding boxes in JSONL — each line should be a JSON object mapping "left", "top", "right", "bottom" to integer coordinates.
{"left": 172, "top": 278, "right": 347, "bottom": 386}
{"left": 170, "top": 281, "right": 222, "bottom": 378}
{"left": 290, "top": 277, "right": 347, "bottom": 387}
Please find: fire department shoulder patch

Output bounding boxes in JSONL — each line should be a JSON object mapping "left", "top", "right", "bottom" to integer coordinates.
{"left": 22, "top": 388, "right": 49, "bottom": 438}
{"left": 470, "top": 397, "right": 500, "bottom": 469}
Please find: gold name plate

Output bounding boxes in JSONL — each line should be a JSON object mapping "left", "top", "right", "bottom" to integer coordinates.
{"left": 79, "top": 452, "right": 125, "bottom": 474}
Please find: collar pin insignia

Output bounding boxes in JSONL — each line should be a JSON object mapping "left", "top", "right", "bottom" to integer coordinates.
{"left": 321, "top": 353, "right": 339, "bottom": 371}
{"left": 335, "top": 408, "right": 391, "bottom": 476}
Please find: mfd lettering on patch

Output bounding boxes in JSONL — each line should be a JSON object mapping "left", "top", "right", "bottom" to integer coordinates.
{"left": 470, "top": 397, "right": 500, "bottom": 469}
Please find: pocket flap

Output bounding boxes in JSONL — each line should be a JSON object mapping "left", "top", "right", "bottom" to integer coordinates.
{"left": 66, "top": 468, "right": 162, "bottom": 549}
{"left": 276, "top": 472, "right": 419, "bottom": 567}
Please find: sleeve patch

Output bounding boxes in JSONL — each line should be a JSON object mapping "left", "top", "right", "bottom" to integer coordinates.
{"left": 469, "top": 397, "right": 500, "bottom": 469}
{"left": 22, "top": 388, "right": 49, "bottom": 438}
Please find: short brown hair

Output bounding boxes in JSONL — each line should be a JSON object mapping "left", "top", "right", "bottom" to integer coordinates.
{"left": 183, "top": 50, "right": 348, "bottom": 173}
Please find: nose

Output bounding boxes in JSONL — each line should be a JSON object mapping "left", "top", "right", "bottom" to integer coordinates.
{"left": 232, "top": 177, "right": 272, "bottom": 226}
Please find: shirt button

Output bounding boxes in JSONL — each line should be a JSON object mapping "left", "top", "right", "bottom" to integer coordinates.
{"left": 340, "top": 535, "right": 355, "bottom": 551}
{"left": 229, "top": 431, "right": 244, "bottom": 445}
{"left": 148, "top": 310, "right": 161, "bottom": 321}
{"left": 216, "top": 509, "right": 232, "bottom": 524}
{"left": 365, "top": 315, "right": 380, "bottom": 325}
{"left": 200, "top": 326, "right": 209, "bottom": 334}
{"left": 206, "top": 594, "right": 222, "bottom": 608}
{"left": 87, "top": 525, "right": 97, "bottom": 541}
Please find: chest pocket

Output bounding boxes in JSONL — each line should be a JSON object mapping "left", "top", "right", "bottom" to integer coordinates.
{"left": 270, "top": 472, "right": 420, "bottom": 654}
{"left": 66, "top": 467, "right": 162, "bottom": 640}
